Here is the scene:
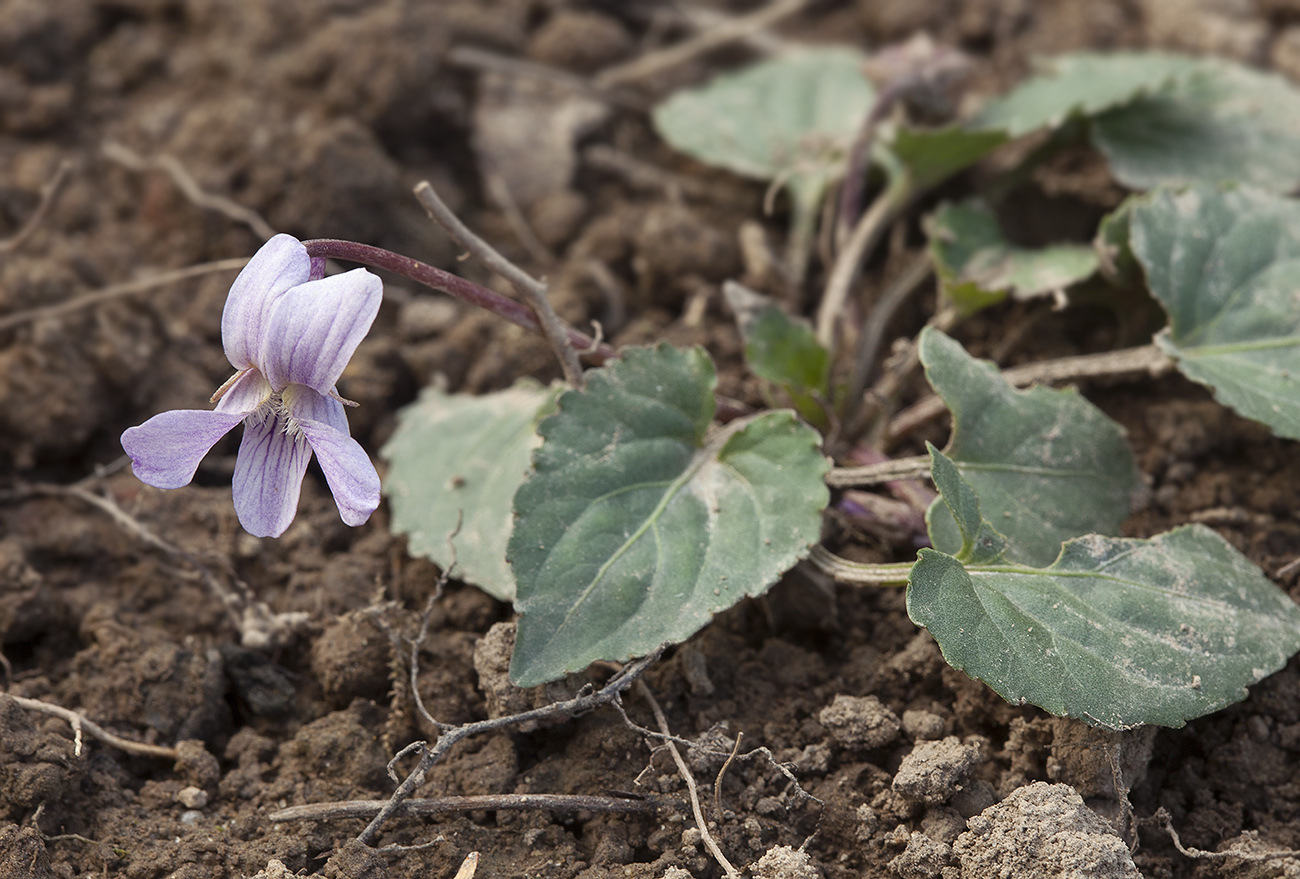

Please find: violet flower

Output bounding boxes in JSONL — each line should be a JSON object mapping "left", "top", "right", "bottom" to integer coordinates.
{"left": 121, "top": 234, "right": 383, "bottom": 538}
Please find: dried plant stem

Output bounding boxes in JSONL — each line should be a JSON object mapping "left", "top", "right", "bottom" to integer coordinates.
{"left": 839, "top": 252, "right": 933, "bottom": 438}
{"left": 827, "top": 454, "right": 931, "bottom": 488}
{"left": 102, "top": 142, "right": 276, "bottom": 241}
{"left": 300, "top": 238, "right": 614, "bottom": 366}
{"left": 713, "top": 731, "right": 744, "bottom": 820}
{"left": 593, "top": 0, "right": 811, "bottom": 90}
{"left": 354, "top": 647, "right": 664, "bottom": 846}
{"left": 0, "top": 259, "right": 247, "bottom": 333}
{"left": 886, "top": 343, "right": 1172, "bottom": 442}
{"left": 0, "top": 159, "right": 72, "bottom": 254}
{"left": 816, "top": 177, "right": 911, "bottom": 350}
{"left": 271, "top": 793, "right": 659, "bottom": 823}
{"left": 806, "top": 546, "right": 913, "bottom": 586}
{"left": 5, "top": 694, "right": 178, "bottom": 760}
{"left": 413, "top": 181, "right": 584, "bottom": 385}
{"left": 637, "top": 682, "right": 741, "bottom": 879}
{"left": 1154, "top": 808, "right": 1300, "bottom": 862}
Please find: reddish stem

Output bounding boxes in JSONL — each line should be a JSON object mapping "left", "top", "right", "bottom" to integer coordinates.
{"left": 302, "top": 239, "right": 615, "bottom": 364}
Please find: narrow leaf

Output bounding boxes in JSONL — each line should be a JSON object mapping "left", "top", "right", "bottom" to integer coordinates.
{"left": 908, "top": 524, "right": 1300, "bottom": 729}
{"left": 382, "top": 380, "right": 559, "bottom": 601}
{"left": 920, "top": 328, "right": 1141, "bottom": 567}
{"left": 927, "top": 444, "right": 1006, "bottom": 565}
{"left": 1129, "top": 185, "right": 1300, "bottom": 439}
{"left": 509, "top": 345, "right": 829, "bottom": 686}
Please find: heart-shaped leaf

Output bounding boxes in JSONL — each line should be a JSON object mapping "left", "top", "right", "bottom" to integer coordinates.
{"left": 1129, "top": 185, "right": 1300, "bottom": 439}
{"left": 382, "top": 380, "right": 560, "bottom": 601}
{"left": 509, "top": 345, "right": 830, "bottom": 686}
{"left": 652, "top": 48, "right": 874, "bottom": 184}
{"left": 920, "top": 328, "right": 1141, "bottom": 567}
{"left": 910, "top": 459, "right": 1300, "bottom": 729}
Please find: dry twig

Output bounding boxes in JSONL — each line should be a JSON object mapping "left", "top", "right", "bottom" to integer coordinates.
{"left": 102, "top": 141, "right": 276, "bottom": 241}
{"left": 413, "top": 180, "right": 584, "bottom": 385}
{"left": 594, "top": 0, "right": 810, "bottom": 90}
{"left": 352, "top": 646, "right": 665, "bottom": 846}
{"left": 271, "top": 793, "right": 659, "bottom": 823}
{"left": 4, "top": 694, "right": 178, "bottom": 761}
{"left": 0, "top": 259, "right": 246, "bottom": 334}
{"left": 637, "top": 682, "right": 741, "bottom": 879}
{"left": 0, "top": 160, "right": 73, "bottom": 254}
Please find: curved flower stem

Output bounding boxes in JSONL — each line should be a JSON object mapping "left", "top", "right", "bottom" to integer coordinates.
{"left": 300, "top": 238, "right": 615, "bottom": 368}
{"left": 807, "top": 545, "right": 913, "bottom": 586}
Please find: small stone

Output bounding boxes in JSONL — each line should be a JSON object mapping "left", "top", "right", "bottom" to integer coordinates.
{"left": 902, "top": 710, "right": 947, "bottom": 741}
{"left": 751, "top": 845, "right": 820, "bottom": 879}
{"left": 819, "top": 695, "right": 901, "bottom": 750}
{"left": 176, "top": 785, "right": 209, "bottom": 809}
{"left": 888, "top": 831, "right": 952, "bottom": 879}
{"left": 893, "top": 737, "right": 982, "bottom": 804}
{"left": 954, "top": 782, "right": 1139, "bottom": 877}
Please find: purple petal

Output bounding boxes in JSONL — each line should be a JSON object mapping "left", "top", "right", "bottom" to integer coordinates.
{"left": 231, "top": 412, "right": 313, "bottom": 538}
{"left": 259, "top": 268, "right": 382, "bottom": 394}
{"left": 122, "top": 409, "right": 246, "bottom": 490}
{"left": 213, "top": 368, "right": 273, "bottom": 414}
{"left": 284, "top": 387, "right": 380, "bottom": 527}
{"left": 221, "top": 234, "right": 311, "bottom": 371}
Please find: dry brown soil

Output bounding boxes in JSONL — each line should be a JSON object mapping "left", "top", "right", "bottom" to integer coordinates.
{"left": 4, "top": 1, "right": 1300, "bottom": 877}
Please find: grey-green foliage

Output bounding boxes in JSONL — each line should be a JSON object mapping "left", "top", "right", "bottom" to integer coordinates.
{"left": 926, "top": 199, "right": 1099, "bottom": 314}
{"left": 1130, "top": 184, "right": 1300, "bottom": 440}
{"left": 382, "top": 380, "right": 559, "bottom": 601}
{"left": 973, "top": 51, "right": 1300, "bottom": 190}
{"left": 509, "top": 345, "right": 829, "bottom": 687}
{"left": 920, "top": 328, "right": 1141, "bottom": 568}
{"left": 912, "top": 449, "right": 1300, "bottom": 729}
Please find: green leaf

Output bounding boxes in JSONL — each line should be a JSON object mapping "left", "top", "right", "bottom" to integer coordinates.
{"left": 382, "top": 380, "right": 560, "bottom": 601}
{"left": 742, "top": 305, "right": 830, "bottom": 395}
{"left": 887, "top": 125, "right": 1008, "bottom": 190}
{"left": 970, "top": 52, "right": 1202, "bottom": 137}
{"left": 1129, "top": 185, "right": 1300, "bottom": 440}
{"left": 926, "top": 444, "right": 1007, "bottom": 565}
{"left": 1094, "top": 198, "right": 1140, "bottom": 287}
{"left": 908, "top": 524, "right": 1300, "bottom": 729}
{"left": 920, "top": 328, "right": 1141, "bottom": 567}
{"left": 652, "top": 48, "right": 875, "bottom": 184}
{"left": 925, "top": 200, "right": 1100, "bottom": 315}
{"left": 509, "top": 345, "right": 830, "bottom": 686}
{"left": 1093, "top": 62, "right": 1300, "bottom": 190}
{"left": 652, "top": 49, "right": 876, "bottom": 283}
